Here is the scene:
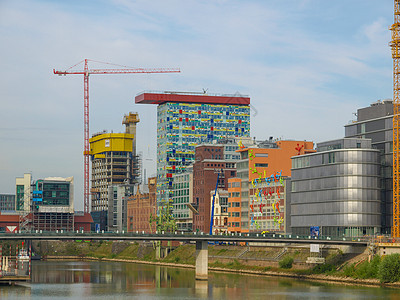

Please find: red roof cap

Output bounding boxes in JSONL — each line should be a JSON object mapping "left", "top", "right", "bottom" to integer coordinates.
{"left": 135, "top": 91, "right": 250, "bottom": 105}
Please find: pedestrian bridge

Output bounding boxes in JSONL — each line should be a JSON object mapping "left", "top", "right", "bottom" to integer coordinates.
{"left": 0, "top": 231, "right": 369, "bottom": 280}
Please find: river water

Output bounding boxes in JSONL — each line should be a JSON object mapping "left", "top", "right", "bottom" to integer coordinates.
{"left": 0, "top": 260, "right": 398, "bottom": 299}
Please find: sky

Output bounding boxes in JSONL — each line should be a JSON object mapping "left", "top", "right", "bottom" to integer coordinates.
{"left": 0, "top": 0, "right": 394, "bottom": 211}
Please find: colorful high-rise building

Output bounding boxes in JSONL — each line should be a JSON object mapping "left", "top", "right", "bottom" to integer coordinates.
{"left": 135, "top": 91, "right": 251, "bottom": 211}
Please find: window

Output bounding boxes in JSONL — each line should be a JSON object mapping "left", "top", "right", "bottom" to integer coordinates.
{"left": 255, "top": 163, "right": 268, "bottom": 168}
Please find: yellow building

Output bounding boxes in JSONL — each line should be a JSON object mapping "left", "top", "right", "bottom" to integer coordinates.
{"left": 89, "top": 112, "right": 140, "bottom": 213}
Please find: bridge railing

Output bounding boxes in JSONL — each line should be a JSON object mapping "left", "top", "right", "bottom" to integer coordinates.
{"left": 1, "top": 229, "right": 371, "bottom": 243}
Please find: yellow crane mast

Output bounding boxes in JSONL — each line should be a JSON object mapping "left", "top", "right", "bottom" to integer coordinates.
{"left": 391, "top": 0, "right": 400, "bottom": 237}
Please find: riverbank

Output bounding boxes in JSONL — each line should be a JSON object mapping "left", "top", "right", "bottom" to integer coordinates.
{"left": 33, "top": 240, "right": 400, "bottom": 289}
{"left": 43, "top": 254, "right": 400, "bottom": 288}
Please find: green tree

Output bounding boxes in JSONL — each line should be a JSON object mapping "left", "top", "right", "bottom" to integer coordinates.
{"left": 149, "top": 202, "right": 177, "bottom": 233}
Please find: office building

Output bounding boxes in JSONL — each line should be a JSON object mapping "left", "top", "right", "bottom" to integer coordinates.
{"left": 31, "top": 177, "right": 75, "bottom": 231}
{"left": 291, "top": 138, "right": 381, "bottom": 237}
{"left": 0, "top": 194, "right": 15, "bottom": 211}
{"left": 344, "top": 100, "right": 393, "bottom": 233}
{"left": 171, "top": 169, "right": 193, "bottom": 232}
{"left": 107, "top": 184, "right": 135, "bottom": 232}
{"left": 192, "top": 142, "right": 246, "bottom": 233}
{"left": 135, "top": 91, "right": 251, "bottom": 212}
{"left": 228, "top": 139, "right": 314, "bottom": 233}
{"left": 15, "top": 173, "right": 32, "bottom": 212}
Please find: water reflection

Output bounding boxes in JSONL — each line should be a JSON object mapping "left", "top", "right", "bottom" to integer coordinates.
{"left": 0, "top": 260, "right": 398, "bottom": 299}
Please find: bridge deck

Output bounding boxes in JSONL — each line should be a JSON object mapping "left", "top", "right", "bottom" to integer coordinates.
{"left": 0, "top": 232, "right": 369, "bottom": 246}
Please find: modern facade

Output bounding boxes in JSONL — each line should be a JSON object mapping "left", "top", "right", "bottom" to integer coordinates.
{"left": 229, "top": 139, "right": 315, "bottom": 233}
{"left": 135, "top": 91, "right": 251, "bottom": 212}
{"left": 127, "top": 177, "right": 157, "bottom": 233}
{"left": 107, "top": 184, "right": 135, "bottom": 232}
{"left": 291, "top": 138, "right": 381, "bottom": 237}
{"left": 31, "top": 177, "right": 74, "bottom": 231}
{"left": 15, "top": 173, "right": 32, "bottom": 212}
{"left": 171, "top": 169, "right": 193, "bottom": 232}
{"left": 344, "top": 100, "right": 393, "bottom": 233}
{"left": 0, "top": 194, "right": 15, "bottom": 211}
{"left": 89, "top": 112, "right": 141, "bottom": 228}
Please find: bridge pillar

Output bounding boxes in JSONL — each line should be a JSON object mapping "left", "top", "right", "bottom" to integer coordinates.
{"left": 156, "top": 242, "right": 161, "bottom": 260}
{"left": 195, "top": 241, "right": 208, "bottom": 280}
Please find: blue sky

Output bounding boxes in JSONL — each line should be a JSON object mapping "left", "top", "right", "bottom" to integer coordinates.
{"left": 0, "top": 0, "right": 393, "bottom": 210}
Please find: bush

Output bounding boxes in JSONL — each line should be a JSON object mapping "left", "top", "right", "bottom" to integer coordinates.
{"left": 312, "top": 263, "right": 335, "bottom": 274}
{"left": 355, "top": 256, "right": 380, "bottom": 279}
{"left": 378, "top": 254, "right": 400, "bottom": 283}
{"left": 279, "top": 256, "right": 294, "bottom": 269}
{"left": 343, "top": 263, "right": 356, "bottom": 277}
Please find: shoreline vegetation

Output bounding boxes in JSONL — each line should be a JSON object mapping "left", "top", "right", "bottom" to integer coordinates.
{"left": 30, "top": 240, "right": 400, "bottom": 288}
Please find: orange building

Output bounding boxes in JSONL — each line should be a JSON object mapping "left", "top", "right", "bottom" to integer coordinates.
{"left": 227, "top": 139, "right": 315, "bottom": 233}
{"left": 227, "top": 178, "right": 242, "bottom": 233}
{"left": 127, "top": 177, "right": 157, "bottom": 233}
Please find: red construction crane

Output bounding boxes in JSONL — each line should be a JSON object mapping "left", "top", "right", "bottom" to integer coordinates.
{"left": 53, "top": 59, "right": 180, "bottom": 213}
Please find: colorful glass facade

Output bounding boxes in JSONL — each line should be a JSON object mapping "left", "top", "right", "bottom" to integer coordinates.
{"left": 150, "top": 95, "right": 250, "bottom": 209}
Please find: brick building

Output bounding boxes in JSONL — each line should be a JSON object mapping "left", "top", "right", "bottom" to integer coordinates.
{"left": 192, "top": 145, "right": 237, "bottom": 233}
{"left": 127, "top": 177, "right": 157, "bottom": 233}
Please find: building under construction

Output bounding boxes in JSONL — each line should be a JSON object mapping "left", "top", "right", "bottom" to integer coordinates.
{"left": 16, "top": 176, "right": 75, "bottom": 232}
{"left": 31, "top": 177, "right": 74, "bottom": 231}
{"left": 89, "top": 112, "right": 141, "bottom": 230}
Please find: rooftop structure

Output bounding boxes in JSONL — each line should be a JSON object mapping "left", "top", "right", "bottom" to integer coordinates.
{"left": 135, "top": 91, "right": 250, "bottom": 105}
